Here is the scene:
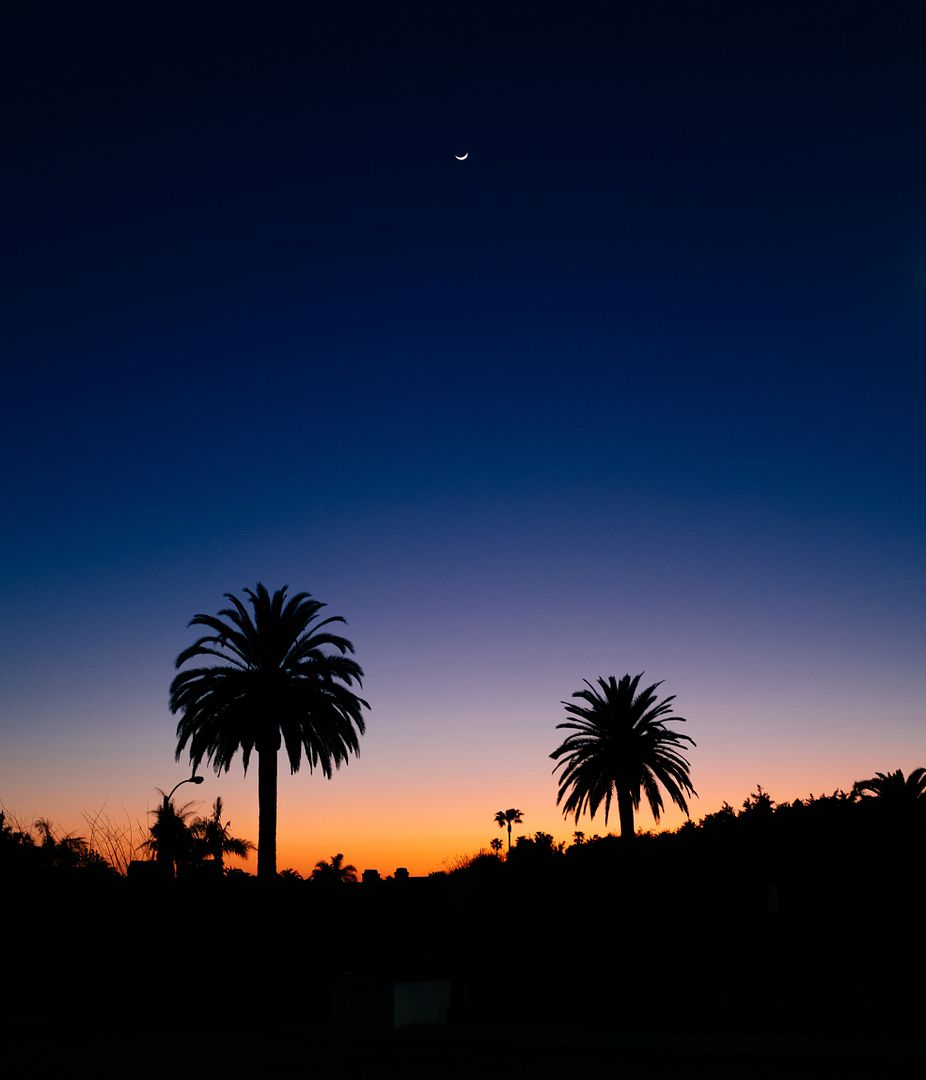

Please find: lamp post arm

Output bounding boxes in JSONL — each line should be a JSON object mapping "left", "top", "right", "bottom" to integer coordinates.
{"left": 165, "top": 774, "right": 203, "bottom": 806}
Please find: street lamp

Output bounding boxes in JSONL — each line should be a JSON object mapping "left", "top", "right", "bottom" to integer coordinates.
{"left": 164, "top": 772, "right": 204, "bottom": 809}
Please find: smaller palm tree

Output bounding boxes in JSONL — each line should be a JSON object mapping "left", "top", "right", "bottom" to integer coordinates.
{"left": 190, "top": 797, "right": 255, "bottom": 872}
{"left": 489, "top": 837, "right": 504, "bottom": 857}
{"left": 311, "top": 852, "right": 358, "bottom": 885}
{"left": 551, "top": 673, "right": 696, "bottom": 840}
{"left": 142, "top": 797, "right": 197, "bottom": 876}
{"left": 33, "top": 819, "right": 91, "bottom": 872}
{"left": 494, "top": 808, "right": 524, "bottom": 852}
{"left": 853, "top": 768, "right": 926, "bottom": 806}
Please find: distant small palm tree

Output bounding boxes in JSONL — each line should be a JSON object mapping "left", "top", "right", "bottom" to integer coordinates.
{"left": 489, "top": 837, "right": 504, "bottom": 857}
{"left": 142, "top": 797, "right": 197, "bottom": 876}
{"left": 33, "top": 818, "right": 56, "bottom": 848}
{"left": 190, "top": 797, "right": 255, "bottom": 872}
{"left": 34, "top": 818, "right": 85, "bottom": 854}
{"left": 278, "top": 867, "right": 303, "bottom": 881}
{"left": 494, "top": 808, "right": 524, "bottom": 851}
{"left": 853, "top": 768, "right": 926, "bottom": 806}
{"left": 311, "top": 852, "right": 358, "bottom": 884}
{"left": 33, "top": 818, "right": 91, "bottom": 871}
{"left": 551, "top": 672, "right": 696, "bottom": 840}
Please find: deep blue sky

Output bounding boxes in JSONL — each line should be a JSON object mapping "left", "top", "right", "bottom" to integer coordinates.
{"left": 2, "top": 3, "right": 924, "bottom": 871}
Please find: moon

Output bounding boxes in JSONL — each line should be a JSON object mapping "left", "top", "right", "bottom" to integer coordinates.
{"left": 454, "top": 152, "right": 469, "bottom": 161}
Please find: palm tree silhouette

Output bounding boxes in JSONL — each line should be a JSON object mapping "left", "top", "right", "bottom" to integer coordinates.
{"left": 190, "top": 797, "right": 255, "bottom": 872}
{"left": 489, "top": 837, "right": 504, "bottom": 857}
{"left": 853, "top": 767, "right": 926, "bottom": 806}
{"left": 171, "top": 583, "right": 369, "bottom": 881}
{"left": 311, "top": 852, "right": 358, "bottom": 884}
{"left": 494, "top": 808, "right": 524, "bottom": 851}
{"left": 142, "top": 797, "right": 197, "bottom": 876}
{"left": 33, "top": 818, "right": 91, "bottom": 872}
{"left": 551, "top": 672, "right": 696, "bottom": 840}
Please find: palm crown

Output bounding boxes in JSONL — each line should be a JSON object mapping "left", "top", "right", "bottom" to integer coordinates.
{"left": 551, "top": 672, "right": 696, "bottom": 839}
{"left": 170, "top": 583, "right": 369, "bottom": 880}
{"left": 311, "top": 852, "right": 358, "bottom": 885}
{"left": 853, "top": 767, "right": 926, "bottom": 805}
{"left": 142, "top": 797, "right": 197, "bottom": 874}
{"left": 494, "top": 807, "right": 524, "bottom": 851}
{"left": 190, "top": 796, "right": 255, "bottom": 870}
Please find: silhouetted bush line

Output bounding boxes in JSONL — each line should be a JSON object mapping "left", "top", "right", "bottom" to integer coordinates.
{"left": 0, "top": 810, "right": 119, "bottom": 883}
{"left": 1, "top": 786, "right": 923, "bottom": 1037}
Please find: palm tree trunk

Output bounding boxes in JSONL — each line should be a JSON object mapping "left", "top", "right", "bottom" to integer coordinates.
{"left": 617, "top": 789, "right": 635, "bottom": 841}
{"left": 257, "top": 744, "right": 278, "bottom": 881}
{"left": 507, "top": 821, "right": 512, "bottom": 851}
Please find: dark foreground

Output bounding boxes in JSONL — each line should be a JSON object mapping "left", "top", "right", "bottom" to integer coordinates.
{"left": 2, "top": 1020, "right": 925, "bottom": 1080}
{"left": 3, "top": 796, "right": 924, "bottom": 1075}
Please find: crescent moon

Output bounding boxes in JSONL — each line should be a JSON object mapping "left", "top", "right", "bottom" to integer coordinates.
{"left": 454, "top": 152, "right": 469, "bottom": 161}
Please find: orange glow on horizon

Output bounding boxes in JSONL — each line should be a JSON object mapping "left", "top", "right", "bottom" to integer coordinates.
{"left": 4, "top": 720, "right": 919, "bottom": 880}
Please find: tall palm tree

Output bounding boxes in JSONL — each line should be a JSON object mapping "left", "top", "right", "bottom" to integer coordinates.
{"left": 190, "top": 797, "right": 255, "bottom": 872}
{"left": 311, "top": 852, "right": 358, "bottom": 884}
{"left": 171, "top": 583, "right": 369, "bottom": 882}
{"left": 853, "top": 768, "right": 926, "bottom": 806}
{"left": 551, "top": 672, "right": 696, "bottom": 841}
{"left": 494, "top": 808, "right": 524, "bottom": 851}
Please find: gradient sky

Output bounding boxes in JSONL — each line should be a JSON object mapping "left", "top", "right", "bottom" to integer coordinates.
{"left": 2, "top": 4, "right": 924, "bottom": 875}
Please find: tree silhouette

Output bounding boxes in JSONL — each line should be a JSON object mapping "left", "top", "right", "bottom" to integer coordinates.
{"left": 34, "top": 818, "right": 87, "bottom": 863}
{"left": 551, "top": 672, "right": 696, "bottom": 840}
{"left": 853, "top": 767, "right": 926, "bottom": 806}
{"left": 311, "top": 852, "right": 358, "bottom": 884}
{"left": 0, "top": 810, "right": 33, "bottom": 849}
{"left": 494, "top": 808, "right": 524, "bottom": 851}
{"left": 0, "top": 813, "right": 114, "bottom": 879}
{"left": 171, "top": 584, "right": 369, "bottom": 881}
{"left": 32, "top": 818, "right": 106, "bottom": 874}
{"left": 142, "top": 797, "right": 196, "bottom": 876}
{"left": 489, "top": 837, "right": 504, "bottom": 857}
{"left": 526, "top": 830, "right": 563, "bottom": 853}
{"left": 190, "top": 797, "right": 255, "bottom": 872}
